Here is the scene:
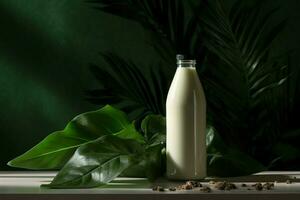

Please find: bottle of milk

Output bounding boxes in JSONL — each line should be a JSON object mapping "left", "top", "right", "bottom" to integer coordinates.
{"left": 166, "top": 55, "right": 206, "bottom": 180}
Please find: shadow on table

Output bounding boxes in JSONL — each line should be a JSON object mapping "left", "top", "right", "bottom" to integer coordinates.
{"left": 103, "top": 179, "right": 152, "bottom": 189}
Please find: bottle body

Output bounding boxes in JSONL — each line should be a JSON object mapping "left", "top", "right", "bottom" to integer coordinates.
{"left": 166, "top": 65, "right": 206, "bottom": 180}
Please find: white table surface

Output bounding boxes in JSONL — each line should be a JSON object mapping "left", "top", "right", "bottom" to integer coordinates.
{"left": 0, "top": 171, "right": 300, "bottom": 200}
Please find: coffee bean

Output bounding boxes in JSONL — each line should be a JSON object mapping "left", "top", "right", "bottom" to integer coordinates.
{"left": 255, "top": 183, "right": 263, "bottom": 191}
{"left": 186, "top": 181, "right": 197, "bottom": 187}
{"left": 262, "top": 182, "right": 274, "bottom": 190}
{"left": 152, "top": 186, "right": 165, "bottom": 192}
{"left": 182, "top": 184, "right": 193, "bottom": 190}
{"left": 214, "top": 181, "right": 226, "bottom": 190}
{"left": 200, "top": 186, "right": 211, "bottom": 193}
{"left": 214, "top": 181, "right": 237, "bottom": 191}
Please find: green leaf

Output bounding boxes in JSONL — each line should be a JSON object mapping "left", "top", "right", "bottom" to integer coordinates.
{"left": 8, "top": 131, "right": 88, "bottom": 170}
{"left": 206, "top": 126, "right": 227, "bottom": 154}
{"left": 122, "top": 115, "right": 166, "bottom": 178}
{"left": 144, "top": 144, "right": 163, "bottom": 181}
{"left": 272, "top": 142, "right": 300, "bottom": 161}
{"left": 122, "top": 144, "right": 164, "bottom": 180}
{"left": 43, "top": 135, "right": 145, "bottom": 188}
{"left": 206, "top": 126, "right": 266, "bottom": 177}
{"left": 141, "top": 114, "right": 166, "bottom": 143}
{"left": 141, "top": 115, "right": 166, "bottom": 180}
{"left": 8, "top": 105, "right": 143, "bottom": 169}
{"left": 208, "top": 148, "right": 266, "bottom": 177}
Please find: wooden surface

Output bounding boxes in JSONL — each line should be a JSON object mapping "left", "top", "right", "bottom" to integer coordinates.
{"left": 0, "top": 171, "right": 300, "bottom": 200}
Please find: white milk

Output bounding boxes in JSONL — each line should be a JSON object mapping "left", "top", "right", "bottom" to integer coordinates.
{"left": 166, "top": 59, "right": 206, "bottom": 180}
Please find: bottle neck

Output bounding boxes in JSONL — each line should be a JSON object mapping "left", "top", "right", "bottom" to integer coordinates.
{"left": 177, "top": 59, "right": 196, "bottom": 68}
{"left": 178, "top": 63, "right": 196, "bottom": 68}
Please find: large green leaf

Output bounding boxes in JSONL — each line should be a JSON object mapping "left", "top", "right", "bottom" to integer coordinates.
{"left": 8, "top": 105, "right": 143, "bottom": 169}
{"left": 43, "top": 135, "right": 145, "bottom": 188}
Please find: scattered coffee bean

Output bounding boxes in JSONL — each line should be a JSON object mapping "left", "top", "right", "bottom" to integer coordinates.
{"left": 214, "top": 181, "right": 237, "bottom": 191}
{"left": 254, "top": 183, "right": 263, "bottom": 191}
{"left": 153, "top": 181, "right": 278, "bottom": 193}
{"left": 152, "top": 186, "right": 165, "bottom": 192}
{"left": 214, "top": 181, "right": 226, "bottom": 190}
{"left": 250, "top": 182, "right": 276, "bottom": 191}
{"left": 262, "top": 182, "right": 274, "bottom": 190}
{"left": 186, "top": 181, "right": 204, "bottom": 188}
{"left": 186, "top": 181, "right": 197, "bottom": 187}
{"left": 200, "top": 186, "right": 211, "bottom": 193}
{"left": 225, "top": 183, "right": 237, "bottom": 190}
{"left": 182, "top": 184, "right": 193, "bottom": 190}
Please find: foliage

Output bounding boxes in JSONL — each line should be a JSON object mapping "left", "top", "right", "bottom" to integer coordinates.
{"left": 87, "top": 0, "right": 300, "bottom": 170}
{"left": 86, "top": 0, "right": 207, "bottom": 119}
{"left": 89, "top": 0, "right": 205, "bottom": 62}
{"left": 9, "top": 105, "right": 265, "bottom": 188}
{"left": 86, "top": 54, "right": 169, "bottom": 119}
{"left": 199, "top": 0, "right": 300, "bottom": 168}
{"left": 8, "top": 105, "right": 143, "bottom": 169}
{"left": 43, "top": 135, "right": 145, "bottom": 188}
{"left": 8, "top": 0, "right": 300, "bottom": 189}
{"left": 9, "top": 106, "right": 167, "bottom": 188}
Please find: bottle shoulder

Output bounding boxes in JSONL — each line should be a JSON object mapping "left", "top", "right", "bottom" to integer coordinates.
{"left": 167, "top": 70, "right": 206, "bottom": 104}
{"left": 168, "top": 68, "right": 204, "bottom": 93}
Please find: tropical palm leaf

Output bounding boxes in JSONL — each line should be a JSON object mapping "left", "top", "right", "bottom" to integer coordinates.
{"left": 86, "top": 0, "right": 206, "bottom": 121}
{"left": 88, "top": 0, "right": 205, "bottom": 63}
{"left": 86, "top": 53, "right": 169, "bottom": 120}
{"left": 199, "top": 0, "right": 288, "bottom": 163}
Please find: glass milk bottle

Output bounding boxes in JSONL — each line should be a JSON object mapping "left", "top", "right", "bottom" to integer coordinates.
{"left": 166, "top": 55, "right": 206, "bottom": 180}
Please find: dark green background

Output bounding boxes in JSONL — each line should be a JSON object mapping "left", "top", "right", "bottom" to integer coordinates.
{"left": 0, "top": 0, "right": 299, "bottom": 170}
